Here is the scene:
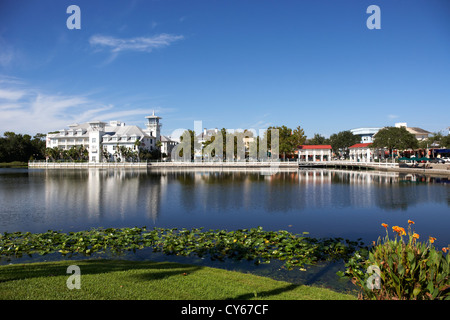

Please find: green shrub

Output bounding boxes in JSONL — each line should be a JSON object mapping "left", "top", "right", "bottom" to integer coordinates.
{"left": 339, "top": 220, "right": 450, "bottom": 300}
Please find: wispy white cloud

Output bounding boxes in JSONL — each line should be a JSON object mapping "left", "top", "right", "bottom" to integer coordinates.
{"left": 0, "top": 36, "right": 18, "bottom": 68}
{"left": 242, "top": 113, "right": 273, "bottom": 131}
{"left": 88, "top": 33, "right": 183, "bottom": 65}
{"left": 89, "top": 33, "right": 183, "bottom": 54}
{"left": 0, "top": 88, "right": 27, "bottom": 101}
{"left": 0, "top": 78, "right": 162, "bottom": 134}
{"left": 387, "top": 114, "right": 399, "bottom": 120}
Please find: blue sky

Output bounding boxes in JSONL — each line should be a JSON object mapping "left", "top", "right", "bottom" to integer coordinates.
{"left": 0, "top": 0, "right": 449, "bottom": 138}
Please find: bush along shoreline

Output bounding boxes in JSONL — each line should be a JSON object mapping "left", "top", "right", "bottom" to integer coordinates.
{"left": 338, "top": 220, "right": 450, "bottom": 300}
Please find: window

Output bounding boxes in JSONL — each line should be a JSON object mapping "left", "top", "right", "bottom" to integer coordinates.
{"left": 92, "top": 138, "right": 96, "bottom": 143}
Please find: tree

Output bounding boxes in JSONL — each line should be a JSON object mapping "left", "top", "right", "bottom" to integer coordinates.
{"left": 31, "top": 133, "right": 46, "bottom": 159}
{"left": 202, "top": 128, "right": 227, "bottom": 159}
{"left": 419, "top": 132, "right": 443, "bottom": 149}
{"left": 102, "top": 147, "right": 110, "bottom": 162}
{"left": 306, "top": 133, "right": 330, "bottom": 145}
{"left": 372, "top": 126, "right": 418, "bottom": 158}
{"left": 441, "top": 134, "right": 450, "bottom": 148}
{"left": 0, "top": 131, "right": 46, "bottom": 162}
{"left": 329, "top": 130, "right": 360, "bottom": 158}
{"left": 266, "top": 125, "right": 307, "bottom": 159}
{"left": 290, "top": 126, "right": 307, "bottom": 153}
{"left": 45, "top": 147, "right": 60, "bottom": 161}
{"left": 67, "top": 146, "right": 79, "bottom": 161}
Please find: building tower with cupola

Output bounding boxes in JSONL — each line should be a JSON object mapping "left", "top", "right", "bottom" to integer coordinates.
{"left": 145, "top": 111, "right": 162, "bottom": 146}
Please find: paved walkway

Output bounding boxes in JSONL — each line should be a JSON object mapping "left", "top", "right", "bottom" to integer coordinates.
{"left": 387, "top": 163, "right": 450, "bottom": 176}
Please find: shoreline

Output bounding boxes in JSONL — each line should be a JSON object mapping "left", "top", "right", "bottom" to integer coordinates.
{"left": 374, "top": 166, "right": 450, "bottom": 177}
{"left": 26, "top": 161, "right": 450, "bottom": 177}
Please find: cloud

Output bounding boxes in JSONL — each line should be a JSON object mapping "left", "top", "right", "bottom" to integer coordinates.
{"left": 0, "top": 36, "right": 17, "bottom": 68}
{"left": 387, "top": 114, "right": 399, "bottom": 120}
{"left": 89, "top": 33, "right": 184, "bottom": 54}
{"left": 0, "top": 88, "right": 27, "bottom": 101}
{"left": 0, "top": 79, "right": 161, "bottom": 135}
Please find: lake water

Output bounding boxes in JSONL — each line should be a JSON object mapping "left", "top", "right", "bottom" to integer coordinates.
{"left": 0, "top": 167, "right": 449, "bottom": 290}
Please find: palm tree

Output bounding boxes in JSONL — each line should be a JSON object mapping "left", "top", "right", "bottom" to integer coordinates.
{"left": 101, "top": 147, "right": 110, "bottom": 162}
{"left": 45, "top": 147, "right": 60, "bottom": 161}
{"left": 114, "top": 144, "right": 121, "bottom": 162}
{"left": 119, "top": 146, "right": 128, "bottom": 162}
{"left": 134, "top": 140, "right": 142, "bottom": 161}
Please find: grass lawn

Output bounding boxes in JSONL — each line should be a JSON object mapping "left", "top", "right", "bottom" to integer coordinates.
{"left": 0, "top": 259, "right": 357, "bottom": 300}
{"left": 0, "top": 162, "right": 28, "bottom": 168}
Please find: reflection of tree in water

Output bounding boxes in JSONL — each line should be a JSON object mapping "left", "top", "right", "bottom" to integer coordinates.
{"left": 144, "top": 169, "right": 448, "bottom": 214}
{"left": 39, "top": 168, "right": 450, "bottom": 219}
{"left": 375, "top": 183, "right": 448, "bottom": 211}
{"left": 5, "top": 168, "right": 448, "bottom": 237}
{"left": 322, "top": 170, "right": 449, "bottom": 211}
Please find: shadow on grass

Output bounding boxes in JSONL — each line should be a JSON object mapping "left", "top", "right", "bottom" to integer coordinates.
{"left": 227, "top": 284, "right": 299, "bottom": 300}
{"left": 0, "top": 259, "right": 203, "bottom": 283}
{"left": 0, "top": 259, "right": 348, "bottom": 300}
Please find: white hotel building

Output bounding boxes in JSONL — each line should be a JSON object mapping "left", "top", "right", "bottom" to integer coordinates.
{"left": 46, "top": 112, "right": 174, "bottom": 163}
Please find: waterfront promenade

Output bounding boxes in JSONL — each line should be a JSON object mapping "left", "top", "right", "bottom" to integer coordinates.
{"left": 28, "top": 160, "right": 450, "bottom": 176}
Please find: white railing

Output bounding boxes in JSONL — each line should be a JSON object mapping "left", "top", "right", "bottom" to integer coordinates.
{"left": 298, "top": 160, "right": 399, "bottom": 168}
{"left": 28, "top": 159, "right": 400, "bottom": 169}
{"left": 28, "top": 161, "right": 148, "bottom": 168}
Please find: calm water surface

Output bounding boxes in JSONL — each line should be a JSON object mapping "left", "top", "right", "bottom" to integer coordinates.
{"left": 1, "top": 167, "right": 448, "bottom": 246}
{"left": 0, "top": 167, "right": 448, "bottom": 289}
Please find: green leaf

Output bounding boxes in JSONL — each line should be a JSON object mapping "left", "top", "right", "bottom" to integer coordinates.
{"left": 413, "top": 287, "right": 421, "bottom": 297}
{"left": 398, "top": 263, "right": 405, "bottom": 276}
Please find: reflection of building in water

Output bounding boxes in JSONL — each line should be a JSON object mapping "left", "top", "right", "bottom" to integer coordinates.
{"left": 144, "top": 172, "right": 166, "bottom": 222}
{"left": 97, "top": 170, "right": 142, "bottom": 220}
{"left": 42, "top": 169, "right": 163, "bottom": 225}
{"left": 296, "top": 169, "right": 404, "bottom": 208}
{"left": 169, "top": 169, "right": 446, "bottom": 215}
{"left": 43, "top": 170, "right": 92, "bottom": 224}
{"left": 35, "top": 168, "right": 448, "bottom": 230}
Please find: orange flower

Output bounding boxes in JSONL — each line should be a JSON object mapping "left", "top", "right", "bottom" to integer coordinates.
{"left": 442, "top": 247, "right": 448, "bottom": 253}
{"left": 412, "top": 233, "right": 419, "bottom": 240}
{"left": 429, "top": 237, "right": 436, "bottom": 244}
{"left": 408, "top": 220, "right": 415, "bottom": 225}
{"left": 392, "top": 226, "right": 406, "bottom": 236}
{"left": 381, "top": 223, "right": 388, "bottom": 229}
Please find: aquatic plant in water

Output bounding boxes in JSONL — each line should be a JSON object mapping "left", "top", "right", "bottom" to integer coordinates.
{"left": 0, "top": 226, "right": 364, "bottom": 271}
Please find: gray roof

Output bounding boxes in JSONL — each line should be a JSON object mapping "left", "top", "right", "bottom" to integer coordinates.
{"left": 49, "top": 122, "right": 151, "bottom": 139}
{"left": 106, "top": 125, "right": 148, "bottom": 137}
{"left": 407, "top": 127, "right": 431, "bottom": 135}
